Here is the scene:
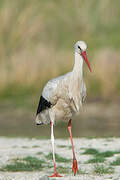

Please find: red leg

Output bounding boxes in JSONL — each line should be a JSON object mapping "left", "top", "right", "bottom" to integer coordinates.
{"left": 49, "top": 122, "right": 62, "bottom": 177}
{"left": 68, "top": 119, "right": 79, "bottom": 176}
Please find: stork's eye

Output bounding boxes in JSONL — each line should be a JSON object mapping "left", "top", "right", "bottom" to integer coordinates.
{"left": 78, "top": 46, "right": 81, "bottom": 50}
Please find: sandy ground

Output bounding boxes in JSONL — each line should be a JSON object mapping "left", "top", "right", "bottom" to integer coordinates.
{"left": 0, "top": 137, "right": 120, "bottom": 180}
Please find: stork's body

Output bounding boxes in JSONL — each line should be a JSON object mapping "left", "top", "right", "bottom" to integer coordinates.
{"left": 35, "top": 41, "right": 92, "bottom": 177}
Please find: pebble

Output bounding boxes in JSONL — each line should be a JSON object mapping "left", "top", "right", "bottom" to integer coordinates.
{"left": 39, "top": 175, "right": 50, "bottom": 180}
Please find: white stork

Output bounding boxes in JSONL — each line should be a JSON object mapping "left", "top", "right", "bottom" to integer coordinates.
{"left": 35, "top": 41, "right": 92, "bottom": 177}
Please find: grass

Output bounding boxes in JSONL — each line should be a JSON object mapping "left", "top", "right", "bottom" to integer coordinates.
{"left": 87, "top": 78, "right": 102, "bottom": 97}
{"left": 68, "top": 145, "right": 72, "bottom": 150}
{"left": 32, "top": 145, "right": 40, "bottom": 148}
{"left": 36, "top": 152, "right": 43, "bottom": 155}
{"left": 96, "top": 151, "right": 119, "bottom": 158}
{"left": 94, "top": 165, "right": 114, "bottom": 174}
{"left": 84, "top": 148, "right": 120, "bottom": 164}
{"left": 83, "top": 148, "right": 120, "bottom": 157}
{"left": 0, "top": 0, "right": 120, "bottom": 99}
{"left": 48, "top": 166, "right": 86, "bottom": 174}
{"left": 57, "top": 145, "right": 67, "bottom": 148}
{"left": 46, "top": 165, "right": 70, "bottom": 174}
{"left": 1, "top": 156, "right": 44, "bottom": 172}
{"left": 87, "top": 157, "right": 105, "bottom": 163}
{"left": 22, "top": 146, "right": 29, "bottom": 149}
{"left": 57, "top": 166, "right": 70, "bottom": 174}
{"left": 111, "top": 157, "right": 120, "bottom": 166}
{"left": 1, "top": 162, "right": 35, "bottom": 172}
{"left": 79, "top": 168, "right": 87, "bottom": 174}
{"left": 45, "top": 153, "right": 71, "bottom": 163}
{"left": 83, "top": 148, "right": 99, "bottom": 155}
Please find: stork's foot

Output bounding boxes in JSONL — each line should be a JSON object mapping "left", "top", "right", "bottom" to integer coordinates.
{"left": 49, "top": 171, "right": 62, "bottom": 177}
{"left": 72, "top": 159, "right": 79, "bottom": 176}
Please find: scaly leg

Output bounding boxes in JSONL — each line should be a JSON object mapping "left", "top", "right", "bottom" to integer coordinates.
{"left": 49, "top": 122, "right": 62, "bottom": 177}
{"left": 68, "top": 119, "right": 79, "bottom": 175}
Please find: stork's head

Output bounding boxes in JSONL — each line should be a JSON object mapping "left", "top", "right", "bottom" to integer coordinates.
{"left": 74, "top": 41, "right": 92, "bottom": 72}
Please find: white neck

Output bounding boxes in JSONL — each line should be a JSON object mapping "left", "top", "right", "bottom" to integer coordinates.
{"left": 72, "top": 52, "right": 83, "bottom": 78}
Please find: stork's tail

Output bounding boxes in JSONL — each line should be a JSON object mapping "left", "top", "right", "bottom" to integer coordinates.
{"left": 35, "top": 114, "right": 43, "bottom": 125}
{"left": 35, "top": 109, "right": 51, "bottom": 125}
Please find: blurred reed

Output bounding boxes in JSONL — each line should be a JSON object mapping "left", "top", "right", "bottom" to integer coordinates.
{"left": 0, "top": 0, "right": 120, "bottom": 99}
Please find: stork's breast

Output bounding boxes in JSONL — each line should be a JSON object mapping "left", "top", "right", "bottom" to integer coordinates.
{"left": 51, "top": 99, "right": 73, "bottom": 121}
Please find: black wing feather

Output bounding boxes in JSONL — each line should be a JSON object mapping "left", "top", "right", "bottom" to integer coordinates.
{"left": 36, "top": 96, "right": 52, "bottom": 115}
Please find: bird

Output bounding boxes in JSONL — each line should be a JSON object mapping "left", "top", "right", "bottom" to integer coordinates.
{"left": 35, "top": 41, "right": 92, "bottom": 177}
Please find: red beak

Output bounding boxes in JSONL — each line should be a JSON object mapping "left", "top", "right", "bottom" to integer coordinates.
{"left": 81, "top": 51, "right": 92, "bottom": 72}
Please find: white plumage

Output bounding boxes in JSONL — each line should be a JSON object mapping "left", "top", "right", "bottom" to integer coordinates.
{"left": 35, "top": 41, "right": 90, "bottom": 125}
{"left": 35, "top": 40, "right": 92, "bottom": 177}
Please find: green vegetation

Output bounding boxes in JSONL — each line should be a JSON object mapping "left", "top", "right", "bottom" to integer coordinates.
{"left": 83, "top": 148, "right": 120, "bottom": 157}
{"left": 0, "top": 0, "right": 120, "bottom": 139}
{"left": 57, "top": 166, "right": 70, "bottom": 174}
{"left": 87, "top": 78, "right": 102, "bottom": 97}
{"left": 111, "top": 157, "right": 120, "bottom": 166}
{"left": 1, "top": 156, "right": 44, "bottom": 172}
{"left": 68, "top": 146, "right": 72, "bottom": 150}
{"left": 32, "top": 145, "right": 40, "bottom": 148}
{"left": 84, "top": 148, "right": 120, "bottom": 164}
{"left": 0, "top": 0, "right": 120, "bottom": 99}
{"left": 45, "top": 153, "right": 71, "bottom": 163}
{"left": 22, "top": 146, "right": 29, "bottom": 149}
{"left": 83, "top": 148, "right": 99, "bottom": 155}
{"left": 84, "top": 148, "right": 105, "bottom": 163}
{"left": 79, "top": 168, "right": 87, "bottom": 174}
{"left": 96, "top": 151, "right": 118, "bottom": 158}
{"left": 94, "top": 165, "right": 114, "bottom": 174}
{"left": 87, "top": 157, "right": 105, "bottom": 163}
{"left": 36, "top": 152, "right": 43, "bottom": 155}
{"left": 1, "top": 162, "right": 34, "bottom": 172}
{"left": 57, "top": 145, "right": 67, "bottom": 148}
